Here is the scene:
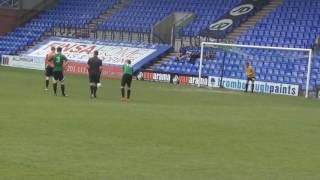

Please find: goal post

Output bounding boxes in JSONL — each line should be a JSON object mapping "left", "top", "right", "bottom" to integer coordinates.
{"left": 198, "top": 42, "right": 313, "bottom": 98}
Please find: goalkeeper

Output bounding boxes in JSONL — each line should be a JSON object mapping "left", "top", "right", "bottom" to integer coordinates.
{"left": 245, "top": 62, "right": 255, "bottom": 93}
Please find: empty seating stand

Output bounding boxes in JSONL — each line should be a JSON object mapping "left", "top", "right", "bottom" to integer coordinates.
{"left": 0, "top": 0, "right": 117, "bottom": 57}
{"left": 236, "top": 0, "right": 320, "bottom": 49}
{"left": 97, "top": 0, "right": 241, "bottom": 37}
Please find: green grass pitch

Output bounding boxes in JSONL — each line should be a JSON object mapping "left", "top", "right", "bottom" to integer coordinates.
{"left": 0, "top": 66, "right": 320, "bottom": 180}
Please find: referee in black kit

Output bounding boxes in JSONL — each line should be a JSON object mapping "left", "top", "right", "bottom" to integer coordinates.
{"left": 87, "top": 50, "right": 102, "bottom": 98}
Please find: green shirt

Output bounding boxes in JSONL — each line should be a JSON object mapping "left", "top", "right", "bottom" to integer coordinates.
{"left": 49, "top": 53, "right": 68, "bottom": 72}
{"left": 123, "top": 64, "right": 133, "bottom": 75}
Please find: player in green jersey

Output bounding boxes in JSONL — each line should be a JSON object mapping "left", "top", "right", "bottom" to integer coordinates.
{"left": 49, "top": 47, "right": 68, "bottom": 96}
{"left": 121, "top": 60, "right": 133, "bottom": 101}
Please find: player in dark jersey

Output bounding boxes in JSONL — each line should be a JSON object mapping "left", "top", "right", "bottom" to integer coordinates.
{"left": 87, "top": 50, "right": 102, "bottom": 98}
{"left": 44, "top": 47, "right": 56, "bottom": 90}
{"left": 121, "top": 60, "right": 133, "bottom": 101}
{"left": 49, "top": 47, "right": 68, "bottom": 96}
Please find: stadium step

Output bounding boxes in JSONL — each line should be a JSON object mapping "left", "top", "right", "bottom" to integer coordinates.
{"left": 224, "top": 0, "right": 284, "bottom": 42}
{"left": 16, "top": 31, "right": 53, "bottom": 55}
{"left": 145, "top": 52, "right": 180, "bottom": 71}
{"left": 86, "top": 0, "right": 132, "bottom": 36}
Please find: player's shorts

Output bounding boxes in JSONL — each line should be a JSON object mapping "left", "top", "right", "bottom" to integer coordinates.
{"left": 53, "top": 71, "right": 64, "bottom": 81}
{"left": 121, "top": 74, "right": 132, "bottom": 88}
{"left": 89, "top": 72, "right": 101, "bottom": 84}
{"left": 45, "top": 66, "right": 54, "bottom": 77}
{"left": 247, "top": 77, "right": 255, "bottom": 81}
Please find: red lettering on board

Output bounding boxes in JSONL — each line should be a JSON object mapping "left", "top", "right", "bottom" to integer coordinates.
{"left": 80, "top": 45, "right": 96, "bottom": 54}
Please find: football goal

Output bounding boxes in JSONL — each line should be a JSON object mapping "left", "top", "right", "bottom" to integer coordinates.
{"left": 198, "top": 42, "right": 313, "bottom": 98}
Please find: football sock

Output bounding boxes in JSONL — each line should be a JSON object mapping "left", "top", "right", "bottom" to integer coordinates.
{"left": 53, "top": 83, "right": 57, "bottom": 95}
{"left": 45, "top": 80, "right": 49, "bottom": 88}
{"left": 90, "top": 86, "right": 94, "bottom": 95}
{"left": 61, "top": 84, "right": 65, "bottom": 96}
{"left": 93, "top": 86, "right": 97, "bottom": 97}
{"left": 127, "top": 89, "right": 131, "bottom": 99}
{"left": 121, "top": 87, "right": 125, "bottom": 98}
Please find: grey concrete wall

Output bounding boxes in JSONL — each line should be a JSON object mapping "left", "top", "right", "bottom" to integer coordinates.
{"left": 20, "top": 0, "right": 44, "bottom": 10}
{"left": 152, "top": 12, "right": 194, "bottom": 45}
{"left": 174, "top": 12, "right": 192, "bottom": 22}
{"left": 153, "top": 14, "right": 175, "bottom": 44}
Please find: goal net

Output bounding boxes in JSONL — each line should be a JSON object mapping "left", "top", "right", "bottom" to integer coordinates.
{"left": 198, "top": 42, "right": 313, "bottom": 98}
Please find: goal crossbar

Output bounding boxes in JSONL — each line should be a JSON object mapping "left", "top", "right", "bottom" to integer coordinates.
{"left": 199, "top": 42, "right": 313, "bottom": 98}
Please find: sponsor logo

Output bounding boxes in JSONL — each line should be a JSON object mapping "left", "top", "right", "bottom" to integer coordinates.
{"left": 202, "top": 0, "right": 268, "bottom": 38}
{"left": 230, "top": 4, "right": 254, "bottom": 16}
{"left": 209, "top": 76, "right": 299, "bottom": 96}
{"left": 153, "top": 73, "right": 171, "bottom": 82}
{"left": 142, "top": 71, "right": 154, "bottom": 81}
{"left": 138, "top": 73, "right": 192, "bottom": 84}
{"left": 1, "top": 55, "right": 44, "bottom": 70}
{"left": 138, "top": 71, "right": 299, "bottom": 96}
{"left": 209, "top": 19, "right": 233, "bottom": 31}
{"left": 189, "top": 76, "right": 208, "bottom": 86}
{"left": 139, "top": 71, "right": 209, "bottom": 86}
{"left": 178, "top": 75, "right": 190, "bottom": 84}
{"left": 24, "top": 39, "right": 156, "bottom": 66}
{"left": 1, "top": 56, "right": 10, "bottom": 65}
{"left": 137, "top": 72, "right": 144, "bottom": 80}
{"left": 13, "top": 56, "right": 33, "bottom": 62}
{"left": 66, "top": 62, "right": 122, "bottom": 78}
{"left": 136, "top": 71, "right": 171, "bottom": 82}
{"left": 172, "top": 75, "right": 179, "bottom": 84}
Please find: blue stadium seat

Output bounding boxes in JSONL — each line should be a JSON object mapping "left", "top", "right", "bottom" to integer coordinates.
{"left": 97, "top": 0, "right": 241, "bottom": 36}
{"left": 0, "top": 0, "right": 117, "bottom": 55}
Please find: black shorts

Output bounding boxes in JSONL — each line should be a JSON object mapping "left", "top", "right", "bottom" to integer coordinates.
{"left": 45, "top": 66, "right": 54, "bottom": 77}
{"left": 89, "top": 72, "right": 101, "bottom": 83}
{"left": 121, "top": 74, "right": 132, "bottom": 88}
{"left": 247, "top": 77, "right": 255, "bottom": 82}
{"left": 53, "top": 71, "right": 64, "bottom": 81}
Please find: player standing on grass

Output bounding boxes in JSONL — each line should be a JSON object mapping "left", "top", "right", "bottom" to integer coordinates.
{"left": 245, "top": 62, "right": 255, "bottom": 93}
{"left": 49, "top": 47, "right": 68, "bottom": 96}
{"left": 44, "top": 47, "right": 56, "bottom": 90}
{"left": 87, "top": 50, "right": 102, "bottom": 98}
{"left": 121, "top": 60, "right": 133, "bottom": 101}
